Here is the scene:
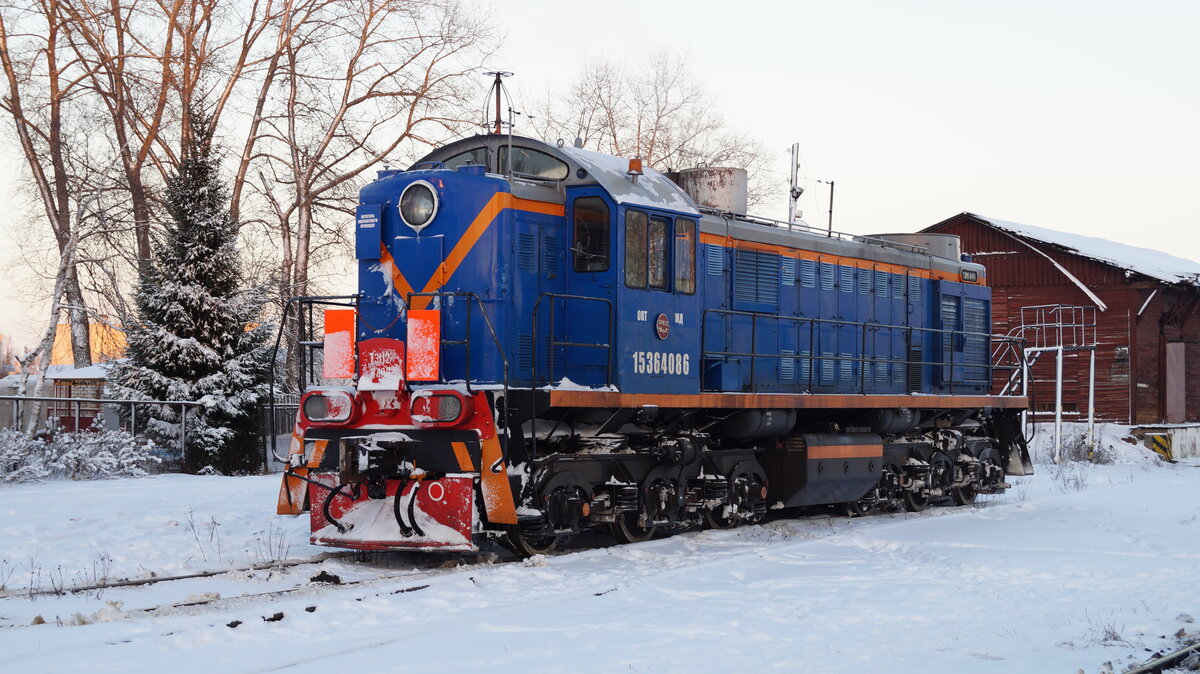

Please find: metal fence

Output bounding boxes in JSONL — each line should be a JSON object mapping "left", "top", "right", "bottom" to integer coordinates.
{"left": 2, "top": 394, "right": 303, "bottom": 474}
{"left": 2, "top": 395, "right": 204, "bottom": 463}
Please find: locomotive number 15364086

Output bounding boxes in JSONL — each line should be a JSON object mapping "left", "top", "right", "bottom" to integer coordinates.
{"left": 631, "top": 351, "right": 691, "bottom": 376}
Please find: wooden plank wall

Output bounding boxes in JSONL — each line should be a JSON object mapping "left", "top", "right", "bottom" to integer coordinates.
{"left": 928, "top": 214, "right": 1200, "bottom": 424}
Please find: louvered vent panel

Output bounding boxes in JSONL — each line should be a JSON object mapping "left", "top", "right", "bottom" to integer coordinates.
{"left": 875, "top": 270, "right": 889, "bottom": 297}
{"left": 858, "top": 268, "right": 871, "bottom": 295}
{"left": 800, "top": 260, "right": 817, "bottom": 288}
{"left": 908, "top": 276, "right": 921, "bottom": 303}
{"left": 517, "top": 334, "right": 532, "bottom": 370}
{"left": 781, "top": 258, "right": 797, "bottom": 285}
{"left": 907, "top": 347, "right": 923, "bottom": 391}
{"left": 734, "top": 250, "right": 759, "bottom": 304}
{"left": 705, "top": 244, "right": 724, "bottom": 276}
{"left": 840, "top": 266, "right": 854, "bottom": 293}
{"left": 821, "top": 351, "right": 835, "bottom": 383}
{"left": 517, "top": 234, "right": 536, "bottom": 272}
{"left": 820, "top": 263, "right": 835, "bottom": 291}
{"left": 734, "top": 250, "right": 780, "bottom": 307}
{"left": 941, "top": 295, "right": 959, "bottom": 331}
{"left": 543, "top": 235, "right": 560, "bottom": 275}
{"left": 963, "top": 298, "right": 988, "bottom": 381}
{"left": 758, "top": 253, "right": 780, "bottom": 305}
{"left": 780, "top": 349, "right": 796, "bottom": 382}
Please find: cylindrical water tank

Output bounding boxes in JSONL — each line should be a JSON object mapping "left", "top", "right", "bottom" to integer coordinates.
{"left": 677, "top": 167, "right": 748, "bottom": 214}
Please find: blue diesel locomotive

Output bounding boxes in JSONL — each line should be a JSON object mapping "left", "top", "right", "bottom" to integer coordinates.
{"left": 277, "top": 132, "right": 1031, "bottom": 556}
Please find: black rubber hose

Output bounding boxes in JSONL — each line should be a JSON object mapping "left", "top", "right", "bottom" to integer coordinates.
{"left": 407, "top": 480, "right": 425, "bottom": 537}
{"left": 392, "top": 478, "right": 413, "bottom": 537}
{"left": 323, "top": 483, "right": 353, "bottom": 534}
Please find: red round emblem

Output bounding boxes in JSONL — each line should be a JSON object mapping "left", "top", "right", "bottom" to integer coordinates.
{"left": 655, "top": 313, "right": 670, "bottom": 340}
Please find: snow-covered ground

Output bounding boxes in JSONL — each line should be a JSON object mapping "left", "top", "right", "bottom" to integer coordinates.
{"left": 1, "top": 425, "right": 1197, "bottom": 673}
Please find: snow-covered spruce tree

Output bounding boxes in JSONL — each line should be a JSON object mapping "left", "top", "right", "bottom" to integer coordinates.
{"left": 106, "top": 109, "right": 271, "bottom": 474}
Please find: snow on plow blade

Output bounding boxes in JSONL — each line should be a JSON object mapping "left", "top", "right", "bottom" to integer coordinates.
{"left": 308, "top": 473, "right": 476, "bottom": 552}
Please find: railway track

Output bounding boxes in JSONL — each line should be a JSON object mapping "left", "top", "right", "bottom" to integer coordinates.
{"left": 0, "top": 499, "right": 984, "bottom": 629}
{"left": 0, "top": 533, "right": 616, "bottom": 627}
{"left": 1127, "top": 642, "right": 1200, "bottom": 674}
{"left": 0, "top": 551, "right": 361, "bottom": 600}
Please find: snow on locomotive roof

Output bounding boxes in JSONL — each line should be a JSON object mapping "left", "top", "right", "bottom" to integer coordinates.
{"left": 963, "top": 213, "right": 1200, "bottom": 287}
{"left": 557, "top": 145, "right": 699, "bottom": 216}
{"left": 411, "top": 135, "right": 699, "bottom": 216}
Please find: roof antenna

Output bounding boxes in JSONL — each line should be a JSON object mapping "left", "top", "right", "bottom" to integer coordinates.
{"left": 483, "top": 71, "right": 513, "bottom": 135}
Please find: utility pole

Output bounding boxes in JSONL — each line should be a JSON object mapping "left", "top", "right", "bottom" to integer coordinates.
{"left": 827, "top": 180, "right": 835, "bottom": 237}
{"left": 788, "top": 143, "right": 803, "bottom": 224}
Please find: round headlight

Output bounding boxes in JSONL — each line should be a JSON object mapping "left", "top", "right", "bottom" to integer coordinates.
{"left": 303, "top": 395, "right": 330, "bottom": 421}
{"left": 301, "top": 390, "right": 355, "bottom": 423}
{"left": 399, "top": 180, "right": 438, "bottom": 232}
{"left": 436, "top": 394, "right": 463, "bottom": 422}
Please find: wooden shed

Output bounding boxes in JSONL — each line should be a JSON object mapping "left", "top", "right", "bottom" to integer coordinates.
{"left": 45, "top": 363, "right": 109, "bottom": 432}
{"left": 924, "top": 213, "right": 1200, "bottom": 424}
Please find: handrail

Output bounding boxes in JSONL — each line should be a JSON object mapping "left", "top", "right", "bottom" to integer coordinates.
{"left": 700, "top": 308, "right": 996, "bottom": 395}
{"left": 268, "top": 294, "right": 359, "bottom": 463}
{"left": 530, "top": 293, "right": 614, "bottom": 461}
{"left": 407, "top": 291, "right": 514, "bottom": 467}
{"left": 700, "top": 208, "right": 932, "bottom": 256}
{"left": 405, "top": 291, "right": 512, "bottom": 395}
{"left": 531, "top": 293, "right": 614, "bottom": 389}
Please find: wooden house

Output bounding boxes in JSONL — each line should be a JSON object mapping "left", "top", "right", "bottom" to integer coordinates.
{"left": 923, "top": 213, "right": 1200, "bottom": 425}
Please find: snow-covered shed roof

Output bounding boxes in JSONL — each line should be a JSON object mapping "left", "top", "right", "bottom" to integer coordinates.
{"left": 940, "top": 212, "right": 1200, "bottom": 288}
{"left": 45, "top": 362, "right": 112, "bottom": 381}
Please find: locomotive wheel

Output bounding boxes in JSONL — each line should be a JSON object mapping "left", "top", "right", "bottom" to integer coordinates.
{"left": 503, "top": 521, "right": 558, "bottom": 558}
{"left": 707, "top": 471, "right": 766, "bottom": 528}
{"left": 951, "top": 484, "right": 978, "bottom": 506}
{"left": 609, "top": 512, "right": 657, "bottom": 544}
{"left": 930, "top": 452, "right": 955, "bottom": 504}
{"left": 902, "top": 489, "right": 928, "bottom": 512}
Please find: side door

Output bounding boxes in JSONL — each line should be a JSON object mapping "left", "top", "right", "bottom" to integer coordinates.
{"left": 617, "top": 207, "right": 700, "bottom": 395}
{"left": 541, "top": 187, "right": 615, "bottom": 388}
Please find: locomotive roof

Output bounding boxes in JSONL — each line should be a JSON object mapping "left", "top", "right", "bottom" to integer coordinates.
{"left": 413, "top": 135, "right": 979, "bottom": 278}
{"left": 702, "top": 213, "right": 982, "bottom": 277}
{"left": 412, "top": 135, "right": 699, "bottom": 215}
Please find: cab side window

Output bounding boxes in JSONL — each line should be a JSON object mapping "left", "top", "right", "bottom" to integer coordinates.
{"left": 573, "top": 197, "right": 610, "bottom": 272}
{"left": 625, "top": 210, "right": 648, "bottom": 288}
{"left": 674, "top": 219, "right": 696, "bottom": 294}
{"left": 625, "top": 211, "right": 695, "bottom": 293}
{"left": 647, "top": 216, "right": 668, "bottom": 289}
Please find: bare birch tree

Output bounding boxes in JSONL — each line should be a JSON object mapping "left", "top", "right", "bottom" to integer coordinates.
{"left": 533, "top": 53, "right": 773, "bottom": 207}
{"left": 0, "top": 1, "right": 96, "bottom": 367}
{"left": 2, "top": 0, "right": 490, "bottom": 388}
{"left": 247, "top": 0, "right": 487, "bottom": 306}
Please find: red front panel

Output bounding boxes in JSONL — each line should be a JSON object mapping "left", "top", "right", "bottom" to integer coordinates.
{"left": 308, "top": 473, "right": 476, "bottom": 551}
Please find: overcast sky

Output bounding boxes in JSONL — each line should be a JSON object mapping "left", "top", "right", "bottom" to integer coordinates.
{"left": 2, "top": 0, "right": 1198, "bottom": 348}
